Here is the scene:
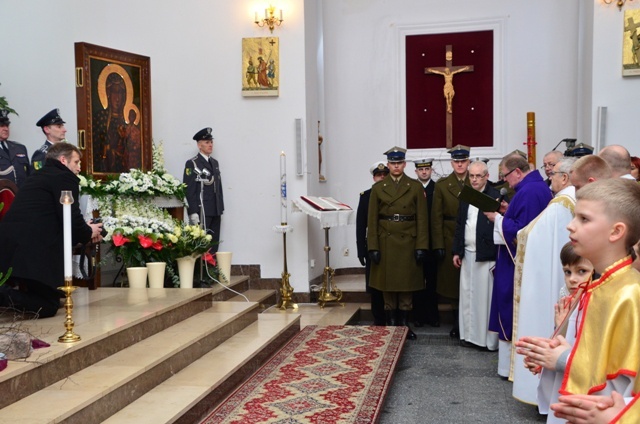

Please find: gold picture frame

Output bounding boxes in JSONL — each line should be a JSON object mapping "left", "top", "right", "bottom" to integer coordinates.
{"left": 623, "top": 9, "right": 640, "bottom": 76}
{"left": 242, "top": 37, "right": 279, "bottom": 97}
{"left": 74, "top": 42, "right": 152, "bottom": 177}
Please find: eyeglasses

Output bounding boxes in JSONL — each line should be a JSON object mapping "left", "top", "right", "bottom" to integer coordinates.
{"left": 469, "top": 173, "right": 487, "bottom": 179}
{"left": 548, "top": 171, "right": 567, "bottom": 177}
{"left": 502, "top": 168, "right": 517, "bottom": 179}
{"left": 542, "top": 162, "right": 556, "bottom": 169}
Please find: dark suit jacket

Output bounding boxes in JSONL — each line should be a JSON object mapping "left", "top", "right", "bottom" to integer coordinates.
{"left": 0, "top": 139, "right": 31, "bottom": 187}
{"left": 452, "top": 184, "right": 501, "bottom": 262}
{"left": 356, "top": 188, "right": 371, "bottom": 259}
{"left": 0, "top": 159, "right": 93, "bottom": 290}
{"left": 183, "top": 154, "right": 224, "bottom": 217}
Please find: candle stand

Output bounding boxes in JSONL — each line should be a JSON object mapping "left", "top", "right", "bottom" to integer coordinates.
{"left": 317, "top": 226, "right": 343, "bottom": 308}
{"left": 274, "top": 225, "right": 297, "bottom": 309}
{"left": 58, "top": 280, "right": 81, "bottom": 343}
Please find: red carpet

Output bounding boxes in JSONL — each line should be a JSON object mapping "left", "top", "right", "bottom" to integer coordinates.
{"left": 200, "top": 325, "right": 407, "bottom": 424}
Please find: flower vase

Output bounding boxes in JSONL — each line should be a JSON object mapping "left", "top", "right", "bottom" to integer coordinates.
{"left": 126, "top": 267, "right": 148, "bottom": 289}
{"left": 177, "top": 256, "right": 197, "bottom": 289}
{"left": 216, "top": 251, "right": 232, "bottom": 283}
{"left": 146, "top": 262, "right": 166, "bottom": 289}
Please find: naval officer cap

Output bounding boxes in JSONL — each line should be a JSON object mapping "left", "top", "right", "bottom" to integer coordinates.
{"left": 565, "top": 142, "right": 594, "bottom": 158}
{"left": 448, "top": 144, "right": 470, "bottom": 161}
{"left": 193, "top": 127, "right": 214, "bottom": 141}
{"left": 413, "top": 158, "right": 434, "bottom": 168}
{"left": 383, "top": 146, "right": 407, "bottom": 163}
{"left": 36, "top": 108, "right": 65, "bottom": 127}
{"left": 369, "top": 161, "right": 389, "bottom": 176}
{"left": 0, "top": 110, "right": 10, "bottom": 126}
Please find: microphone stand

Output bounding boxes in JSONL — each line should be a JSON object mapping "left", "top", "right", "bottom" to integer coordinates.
{"left": 196, "top": 172, "right": 208, "bottom": 286}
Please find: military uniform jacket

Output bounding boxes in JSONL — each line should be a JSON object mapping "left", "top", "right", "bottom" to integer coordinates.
{"left": 31, "top": 141, "right": 52, "bottom": 171}
{"left": 432, "top": 172, "right": 470, "bottom": 298}
{"left": 0, "top": 139, "right": 31, "bottom": 187}
{"left": 367, "top": 174, "right": 428, "bottom": 292}
{"left": 0, "top": 159, "right": 93, "bottom": 290}
{"left": 183, "top": 154, "right": 224, "bottom": 217}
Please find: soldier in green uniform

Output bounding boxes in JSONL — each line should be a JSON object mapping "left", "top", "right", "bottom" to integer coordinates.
{"left": 431, "top": 145, "right": 471, "bottom": 338}
{"left": 367, "top": 146, "right": 428, "bottom": 340}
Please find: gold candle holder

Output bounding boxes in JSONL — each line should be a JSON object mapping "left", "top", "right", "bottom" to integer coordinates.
{"left": 58, "top": 277, "right": 81, "bottom": 343}
{"left": 277, "top": 230, "right": 297, "bottom": 310}
{"left": 317, "top": 227, "right": 343, "bottom": 308}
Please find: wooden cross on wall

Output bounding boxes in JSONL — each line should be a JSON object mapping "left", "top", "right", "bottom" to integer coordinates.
{"left": 425, "top": 45, "right": 474, "bottom": 149}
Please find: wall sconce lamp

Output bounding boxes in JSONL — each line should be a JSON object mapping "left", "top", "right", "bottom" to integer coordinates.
{"left": 255, "top": 5, "right": 283, "bottom": 33}
{"left": 603, "top": 0, "right": 634, "bottom": 11}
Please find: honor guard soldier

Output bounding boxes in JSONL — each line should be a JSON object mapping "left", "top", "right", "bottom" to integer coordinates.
{"left": 32, "top": 108, "right": 67, "bottom": 171}
{"left": 431, "top": 144, "right": 471, "bottom": 338}
{"left": 0, "top": 109, "right": 31, "bottom": 188}
{"left": 367, "top": 146, "right": 428, "bottom": 340}
{"left": 183, "top": 127, "right": 224, "bottom": 253}
{"left": 356, "top": 161, "right": 389, "bottom": 326}
{"left": 411, "top": 158, "right": 440, "bottom": 327}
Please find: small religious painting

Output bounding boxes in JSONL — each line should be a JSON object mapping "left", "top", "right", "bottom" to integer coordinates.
{"left": 74, "top": 42, "right": 152, "bottom": 178}
{"left": 242, "top": 37, "right": 279, "bottom": 97}
{"left": 623, "top": 9, "right": 640, "bottom": 76}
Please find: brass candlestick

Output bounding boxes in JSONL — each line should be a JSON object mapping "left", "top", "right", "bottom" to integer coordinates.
{"left": 276, "top": 226, "right": 297, "bottom": 310}
{"left": 58, "top": 277, "right": 81, "bottom": 343}
{"left": 317, "top": 227, "right": 343, "bottom": 308}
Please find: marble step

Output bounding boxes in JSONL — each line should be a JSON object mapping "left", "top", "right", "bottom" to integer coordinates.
{"left": 0, "top": 300, "right": 262, "bottom": 423}
{"left": 0, "top": 287, "right": 216, "bottom": 410}
{"left": 228, "top": 288, "right": 277, "bottom": 312}
{"left": 103, "top": 313, "right": 301, "bottom": 424}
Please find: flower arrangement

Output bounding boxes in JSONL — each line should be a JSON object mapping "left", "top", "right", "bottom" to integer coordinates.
{"left": 79, "top": 141, "right": 186, "bottom": 201}
{"left": 170, "top": 224, "right": 214, "bottom": 260}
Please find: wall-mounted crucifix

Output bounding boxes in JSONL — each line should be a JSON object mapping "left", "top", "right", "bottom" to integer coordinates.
{"left": 425, "top": 45, "right": 474, "bottom": 149}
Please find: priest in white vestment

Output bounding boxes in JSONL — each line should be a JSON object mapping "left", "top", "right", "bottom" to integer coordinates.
{"left": 511, "top": 158, "right": 576, "bottom": 407}
{"left": 452, "top": 161, "right": 499, "bottom": 350}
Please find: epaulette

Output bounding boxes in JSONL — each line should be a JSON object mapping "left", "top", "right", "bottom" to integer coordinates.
{"left": 38, "top": 144, "right": 49, "bottom": 153}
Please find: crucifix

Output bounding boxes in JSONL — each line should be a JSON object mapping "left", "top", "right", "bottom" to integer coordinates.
{"left": 625, "top": 16, "right": 640, "bottom": 65}
{"left": 425, "top": 45, "right": 474, "bottom": 149}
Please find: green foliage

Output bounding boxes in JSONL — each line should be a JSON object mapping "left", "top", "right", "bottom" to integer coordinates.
{"left": 0, "top": 83, "right": 18, "bottom": 116}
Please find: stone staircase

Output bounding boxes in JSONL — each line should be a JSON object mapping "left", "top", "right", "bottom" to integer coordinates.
{"left": 0, "top": 276, "right": 300, "bottom": 423}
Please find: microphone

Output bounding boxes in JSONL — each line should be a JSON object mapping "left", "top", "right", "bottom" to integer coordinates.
{"left": 496, "top": 187, "right": 508, "bottom": 211}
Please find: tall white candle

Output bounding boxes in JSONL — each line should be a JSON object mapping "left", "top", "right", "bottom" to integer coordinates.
{"left": 60, "top": 191, "right": 74, "bottom": 279}
{"left": 280, "top": 151, "right": 287, "bottom": 225}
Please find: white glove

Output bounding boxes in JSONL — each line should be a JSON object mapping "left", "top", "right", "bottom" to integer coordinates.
{"left": 189, "top": 213, "right": 200, "bottom": 225}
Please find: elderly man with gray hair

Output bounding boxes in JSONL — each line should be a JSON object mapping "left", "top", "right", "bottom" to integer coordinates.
{"left": 511, "top": 157, "right": 577, "bottom": 408}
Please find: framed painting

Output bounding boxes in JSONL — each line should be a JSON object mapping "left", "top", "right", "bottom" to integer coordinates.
{"left": 623, "top": 9, "right": 640, "bottom": 76}
{"left": 74, "top": 42, "right": 152, "bottom": 178}
{"left": 242, "top": 37, "right": 279, "bottom": 97}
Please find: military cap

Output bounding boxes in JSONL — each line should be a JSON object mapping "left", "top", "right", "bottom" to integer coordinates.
{"left": 0, "top": 109, "right": 10, "bottom": 126}
{"left": 509, "top": 149, "right": 528, "bottom": 160}
{"left": 36, "top": 108, "right": 65, "bottom": 127}
{"left": 448, "top": 144, "right": 470, "bottom": 161}
{"left": 565, "top": 142, "right": 594, "bottom": 158}
{"left": 383, "top": 146, "right": 407, "bottom": 163}
{"left": 193, "top": 127, "right": 214, "bottom": 141}
{"left": 369, "top": 161, "right": 389, "bottom": 176}
{"left": 413, "top": 158, "right": 434, "bottom": 168}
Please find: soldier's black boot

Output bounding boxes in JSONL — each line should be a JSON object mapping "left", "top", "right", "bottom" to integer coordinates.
{"left": 385, "top": 309, "right": 396, "bottom": 326}
{"left": 397, "top": 310, "right": 417, "bottom": 340}
{"left": 449, "top": 310, "right": 459, "bottom": 339}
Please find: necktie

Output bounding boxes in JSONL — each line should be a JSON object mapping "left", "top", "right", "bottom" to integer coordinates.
{"left": 1, "top": 141, "right": 9, "bottom": 156}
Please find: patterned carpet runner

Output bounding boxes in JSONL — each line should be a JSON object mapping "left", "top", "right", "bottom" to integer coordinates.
{"left": 200, "top": 325, "right": 407, "bottom": 424}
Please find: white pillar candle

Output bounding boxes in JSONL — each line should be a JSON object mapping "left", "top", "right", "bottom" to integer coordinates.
{"left": 280, "top": 151, "right": 287, "bottom": 225}
{"left": 60, "top": 190, "right": 74, "bottom": 279}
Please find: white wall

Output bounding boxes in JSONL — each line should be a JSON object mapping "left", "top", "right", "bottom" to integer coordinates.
{"left": 2, "top": 0, "right": 637, "bottom": 291}
{"left": 318, "top": 0, "right": 582, "bottom": 271}
{"left": 0, "top": 0, "right": 313, "bottom": 292}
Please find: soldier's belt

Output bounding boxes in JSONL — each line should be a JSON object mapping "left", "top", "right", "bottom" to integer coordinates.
{"left": 379, "top": 214, "right": 415, "bottom": 222}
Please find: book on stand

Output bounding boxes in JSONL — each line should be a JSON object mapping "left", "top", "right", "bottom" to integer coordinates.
{"left": 300, "top": 196, "right": 352, "bottom": 211}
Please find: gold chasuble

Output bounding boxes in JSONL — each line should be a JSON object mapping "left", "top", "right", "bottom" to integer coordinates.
{"left": 560, "top": 257, "right": 640, "bottom": 396}
{"left": 613, "top": 392, "right": 640, "bottom": 423}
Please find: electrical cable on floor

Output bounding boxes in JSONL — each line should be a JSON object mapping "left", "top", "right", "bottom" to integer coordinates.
{"left": 203, "top": 261, "right": 249, "bottom": 302}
